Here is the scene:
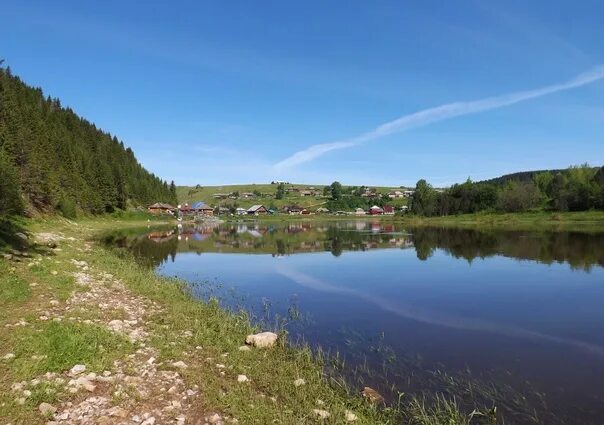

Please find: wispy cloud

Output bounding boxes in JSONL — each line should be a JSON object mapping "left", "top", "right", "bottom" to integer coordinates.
{"left": 274, "top": 65, "right": 604, "bottom": 169}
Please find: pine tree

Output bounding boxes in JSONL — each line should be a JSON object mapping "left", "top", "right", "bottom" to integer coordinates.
{"left": 0, "top": 65, "right": 176, "bottom": 215}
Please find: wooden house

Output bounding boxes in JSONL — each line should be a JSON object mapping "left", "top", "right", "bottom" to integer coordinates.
{"left": 148, "top": 203, "right": 175, "bottom": 215}
{"left": 247, "top": 205, "right": 268, "bottom": 215}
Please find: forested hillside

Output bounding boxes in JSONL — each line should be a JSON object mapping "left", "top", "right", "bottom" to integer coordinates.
{"left": 0, "top": 65, "right": 177, "bottom": 217}
{"left": 411, "top": 164, "right": 604, "bottom": 216}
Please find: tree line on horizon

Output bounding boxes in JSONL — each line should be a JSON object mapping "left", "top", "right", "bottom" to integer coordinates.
{"left": 0, "top": 65, "right": 177, "bottom": 218}
{"left": 410, "top": 164, "right": 604, "bottom": 216}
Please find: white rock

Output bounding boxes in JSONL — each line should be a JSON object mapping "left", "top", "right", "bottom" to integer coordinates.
{"left": 70, "top": 364, "right": 86, "bottom": 375}
{"left": 146, "top": 357, "right": 155, "bottom": 365}
{"left": 294, "top": 378, "right": 306, "bottom": 387}
{"left": 38, "top": 402, "right": 57, "bottom": 415}
{"left": 313, "top": 409, "right": 330, "bottom": 419}
{"left": 245, "top": 331, "right": 278, "bottom": 348}
{"left": 345, "top": 410, "right": 358, "bottom": 421}
{"left": 2, "top": 353, "right": 15, "bottom": 360}
{"left": 207, "top": 413, "right": 223, "bottom": 424}
{"left": 140, "top": 417, "right": 156, "bottom": 425}
{"left": 74, "top": 376, "right": 96, "bottom": 392}
{"left": 237, "top": 374, "right": 249, "bottom": 383}
{"left": 108, "top": 320, "right": 124, "bottom": 331}
{"left": 238, "top": 345, "right": 250, "bottom": 352}
{"left": 172, "top": 361, "right": 188, "bottom": 369}
{"left": 176, "top": 414, "right": 186, "bottom": 425}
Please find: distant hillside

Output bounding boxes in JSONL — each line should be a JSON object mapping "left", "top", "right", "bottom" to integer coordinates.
{"left": 177, "top": 183, "right": 327, "bottom": 210}
{"left": 177, "top": 183, "right": 410, "bottom": 210}
{"left": 477, "top": 167, "right": 598, "bottom": 186}
{"left": 0, "top": 65, "right": 177, "bottom": 216}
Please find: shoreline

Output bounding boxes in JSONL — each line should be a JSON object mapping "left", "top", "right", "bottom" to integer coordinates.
{"left": 199, "top": 210, "right": 604, "bottom": 232}
{"left": 2, "top": 217, "right": 485, "bottom": 424}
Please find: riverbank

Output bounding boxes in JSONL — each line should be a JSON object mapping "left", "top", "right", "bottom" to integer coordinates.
{"left": 0, "top": 217, "right": 483, "bottom": 424}
{"left": 393, "top": 210, "right": 604, "bottom": 231}
{"left": 221, "top": 210, "right": 604, "bottom": 231}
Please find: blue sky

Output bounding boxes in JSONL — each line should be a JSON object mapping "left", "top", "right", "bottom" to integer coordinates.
{"left": 2, "top": 0, "right": 603, "bottom": 187}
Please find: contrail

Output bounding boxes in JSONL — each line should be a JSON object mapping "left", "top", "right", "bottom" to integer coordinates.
{"left": 274, "top": 65, "right": 604, "bottom": 169}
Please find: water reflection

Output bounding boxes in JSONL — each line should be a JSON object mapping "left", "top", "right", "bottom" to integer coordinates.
{"left": 103, "top": 220, "right": 604, "bottom": 271}
{"left": 102, "top": 220, "right": 604, "bottom": 424}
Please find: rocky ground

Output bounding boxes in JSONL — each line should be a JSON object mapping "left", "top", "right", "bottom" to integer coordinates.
{"left": 3, "top": 232, "right": 230, "bottom": 425}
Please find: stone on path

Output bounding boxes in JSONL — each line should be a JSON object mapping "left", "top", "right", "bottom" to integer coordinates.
{"left": 69, "top": 364, "right": 86, "bottom": 375}
{"left": 2, "top": 353, "right": 15, "bottom": 360}
{"left": 345, "top": 410, "right": 358, "bottom": 421}
{"left": 313, "top": 409, "right": 330, "bottom": 419}
{"left": 172, "top": 360, "right": 188, "bottom": 369}
{"left": 245, "top": 331, "right": 278, "bottom": 348}
{"left": 294, "top": 378, "right": 306, "bottom": 387}
{"left": 73, "top": 376, "right": 96, "bottom": 392}
{"left": 237, "top": 374, "right": 249, "bottom": 383}
{"left": 38, "top": 402, "right": 57, "bottom": 415}
{"left": 207, "top": 413, "right": 223, "bottom": 424}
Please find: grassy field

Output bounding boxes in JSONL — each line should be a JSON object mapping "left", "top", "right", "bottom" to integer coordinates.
{"left": 177, "top": 183, "right": 410, "bottom": 211}
{"left": 0, "top": 215, "right": 490, "bottom": 424}
{"left": 392, "top": 210, "right": 604, "bottom": 230}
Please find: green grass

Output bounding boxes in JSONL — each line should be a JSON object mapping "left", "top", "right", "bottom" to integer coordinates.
{"left": 393, "top": 210, "right": 604, "bottom": 230}
{"left": 0, "top": 261, "right": 31, "bottom": 307}
{"left": 12, "top": 321, "right": 133, "bottom": 379}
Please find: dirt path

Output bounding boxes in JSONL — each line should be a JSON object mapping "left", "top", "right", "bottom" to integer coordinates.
{"left": 7, "top": 232, "right": 224, "bottom": 425}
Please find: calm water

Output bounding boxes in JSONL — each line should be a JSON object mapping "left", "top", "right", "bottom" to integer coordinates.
{"left": 104, "top": 220, "right": 604, "bottom": 424}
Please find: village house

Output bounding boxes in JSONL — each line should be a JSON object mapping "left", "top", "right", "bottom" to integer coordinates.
{"left": 361, "top": 188, "right": 378, "bottom": 198}
{"left": 179, "top": 203, "right": 193, "bottom": 215}
{"left": 369, "top": 205, "right": 384, "bottom": 215}
{"left": 191, "top": 201, "right": 214, "bottom": 216}
{"left": 213, "top": 193, "right": 230, "bottom": 199}
{"left": 247, "top": 205, "right": 268, "bottom": 215}
{"left": 283, "top": 205, "right": 304, "bottom": 215}
{"left": 388, "top": 190, "right": 405, "bottom": 199}
{"left": 235, "top": 207, "right": 247, "bottom": 215}
{"left": 354, "top": 208, "right": 367, "bottom": 216}
{"left": 240, "top": 192, "right": 255, "bottom": 199}
{"left": 147, "top": 202, "right": 175, "bottom": 215}
{"left": 383, "top": 205, "right": 395, "bottom": 215}
{"left": 315, "top": 207, "right": 330, "bottom": 214}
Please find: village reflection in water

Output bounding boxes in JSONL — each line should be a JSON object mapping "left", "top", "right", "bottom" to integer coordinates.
{"left": 106, "top": 220, "right": 604, "bottom": 271}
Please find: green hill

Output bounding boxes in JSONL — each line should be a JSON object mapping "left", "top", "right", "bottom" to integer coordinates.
{"left": 0, "top": 65, "right": 177, "bottom": 217}
{"left": 177, "top": 183, "right": 411, "bottom": 211}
